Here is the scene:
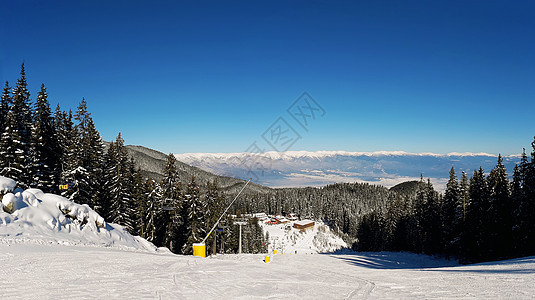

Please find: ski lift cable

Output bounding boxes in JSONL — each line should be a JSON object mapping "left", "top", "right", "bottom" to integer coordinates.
{"left": 201, "top": 178, "right": 251, "bottom": 244}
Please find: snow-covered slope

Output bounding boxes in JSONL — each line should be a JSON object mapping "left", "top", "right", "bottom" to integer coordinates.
{"left": 2, "top": 242, "right": 534, "bottom": 299}
{"left": 0, "top": 176, "right": 155, "bottom": 251}
{"left": 175, "top": 150, "right": 520, "bottom": 191}
{"left": 261, "top": 220, "right": 347, "bottom": 254}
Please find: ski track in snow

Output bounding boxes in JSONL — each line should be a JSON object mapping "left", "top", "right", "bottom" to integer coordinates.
{"left": 1, "top": 242, "right": 534, "bottom": 299}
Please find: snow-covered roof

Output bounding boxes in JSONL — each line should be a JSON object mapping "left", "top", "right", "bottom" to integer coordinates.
{"left": 294, "top": 220, "right": 315, "bottom": 226}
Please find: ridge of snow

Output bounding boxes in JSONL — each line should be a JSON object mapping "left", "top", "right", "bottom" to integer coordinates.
{"left": 175, "top": 150, "right": 510, "bottom": 162}
{"left": 0, "top": 176, "right": 156, "bottom": 251}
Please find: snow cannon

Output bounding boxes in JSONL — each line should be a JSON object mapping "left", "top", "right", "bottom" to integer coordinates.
{"left": 272, "top": 249, "right": 277, "bottom": 255}
{"left": 193, "top": 243, "right": 206, "bottom": 258}
{"left": 264, "top": 255, "right": 270, "bottom": 263}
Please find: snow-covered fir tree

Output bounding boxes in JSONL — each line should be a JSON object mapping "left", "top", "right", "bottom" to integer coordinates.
{"left": 0, "top": 108, "right": 25, "bottom": 183}
{"left": 487, "top": 154, "right": 512, "bottom": 259}
{"left": 31, "top": 84, "right": 61, "bottom": 192}
{"left": 161, "top": 153, "right": 183, "bottom": 253}
{"left": 182, "top": 177, "right": 206, "bottom": 255}
{"left": 144, "top": 179, "right": 165, "bottom": 245}
{"left": 54, "top": 108, "right": 77, "bottom": 182}
{"left": 105, "top": 133, "right": 136, "bottom": 233}
{"left": 516, "top": 142, "right": 535, "bottom": 256}
{"left": 442, "top": 167, "right": 461, "bottom": 257}
{"left": 61, "top": 99, "right": 105, "bottom": 206}
{"left": 0, "top": 81, "right": 12, "bottom": 137}
{"left": 203, "top": 180, "right": 224, "bottom": 253}
{"left": 131, "top": 167, "right": 149, "bottom": 237}
{"left": 465, "top": 167, "right": 490, "bottom": 262}
{"left": 9, "top": 64, "right": 33, "bottom": 188}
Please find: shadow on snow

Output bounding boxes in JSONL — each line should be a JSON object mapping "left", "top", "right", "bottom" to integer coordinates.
{"left": 321, "top": 249, "right": 535, "bottom": 273}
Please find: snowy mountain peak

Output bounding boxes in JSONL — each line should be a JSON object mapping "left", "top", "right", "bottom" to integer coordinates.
{"left": 175, "top": 150, "right": 504, "bottom": 161}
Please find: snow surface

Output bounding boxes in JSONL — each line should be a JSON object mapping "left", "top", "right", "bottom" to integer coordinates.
{"left": 261, "top": 220, "right": 347, "bottom": 254}
{"left": 1, "top": 242, "right": 534, "bottom": 299}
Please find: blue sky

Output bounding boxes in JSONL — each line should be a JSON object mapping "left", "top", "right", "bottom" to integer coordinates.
{"left": 1, "top": 0, "right": 534, "bottom": 155}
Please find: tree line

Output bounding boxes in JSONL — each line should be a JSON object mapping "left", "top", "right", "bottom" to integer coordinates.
{"left": 0, "top": 64, "right": 266, "bottom": 255}
{"left": 354, "top": 144, "right": 535, "bottom": 264}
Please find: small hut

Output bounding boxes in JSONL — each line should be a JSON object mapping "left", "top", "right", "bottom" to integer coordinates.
{"left": 293, "top": 220, "right": 315, "bottom": 231}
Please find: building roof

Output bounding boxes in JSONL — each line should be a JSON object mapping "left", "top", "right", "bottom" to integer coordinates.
{"left": 294, "top": 220, "right": 315, "bottom": 226}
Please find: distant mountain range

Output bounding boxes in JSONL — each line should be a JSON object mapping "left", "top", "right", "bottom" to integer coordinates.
{"left": 173, "top": 151, "right": 522, "bottom": 192}
{"left": 120, "top": 143, "right": 521, "bottom": 192}
{"left": 120, "top": 144, "right": 270, "bottom": 194}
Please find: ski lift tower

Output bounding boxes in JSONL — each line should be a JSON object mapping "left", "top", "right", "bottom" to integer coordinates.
{"left": 234, "top": 221, "right": 248, "bottom": 254}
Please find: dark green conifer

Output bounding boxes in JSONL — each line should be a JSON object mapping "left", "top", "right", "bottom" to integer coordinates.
{"left": 31, "top": 84, "right": 61, "bottom": 192}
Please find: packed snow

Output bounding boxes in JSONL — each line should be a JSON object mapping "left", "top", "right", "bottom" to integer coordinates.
{"left": 1, "top": 243, "right": 534, "bottom": 299}
{"left": 0, "top": 176, "right": 155, "bottom": 251}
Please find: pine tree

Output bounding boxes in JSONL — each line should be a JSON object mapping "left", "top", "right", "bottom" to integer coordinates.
{"left": 10, "top": 63, "right": 33, "bottom": 187}
{"left": 55, "top": 108, "right": 79, "bottom": 196}
{"left": 31, "top": 84, "right": 61, "bottom": 192}
{"left": 458, "top": 171, "right": 470, "bottom": 262}
{"left": 511, "top": 163, "right": 523, "bottom": 256}
{"left": 521, "top": 138, "right": 535, "bottom": 255}
{"left": 0, "top": 81, "right": 13, "bottom": 175}
{"left": 106, "top": 133, "right": 136, "bottom": 232}
{"left": 145, "top": 179, "right": 165, "bottom": 246}
{"left": 487, "top": 154, "right": 511, "bottom": 260}
{"left": 183, "top": 177, "right": 207, "bottom": 254}
{"left": 465, "top": 167, "right": 490, "bottom": 262}
{"left": 161, "top": 153, "right": 182, "bottom": 253}
{"left": 248, "top": 217, "right": 267, "bottom": 254}
{"left": 411, "top": 175, "right": 427, "bottom": 253}
{"left": 459, "top": 171, "right": 470, "bottom": 223}
{"left": 384, "top": 194, "right": 403, "bottom": 250}
{"left": 0, "top": 81, "right": 12, "bottom": 137}
{"left": 0, "top": 109, "right": 25, "bottom": 182}
{"left": 442, "top": 167, "right": 461, "bottom": 257}
{"left": 421, "top": 179, "right": 442, "bottom": 255}
{"left": 131, "top": 168, "right": 149, "bottom": 237}
{"left": 71, "top": 98, "right": 104, "bottom": 206}
{"left": 356, "top": 211, "right": 385, "bottom": 251}
{"left": 204, "top": 180, "right": 224, "bottom": 255}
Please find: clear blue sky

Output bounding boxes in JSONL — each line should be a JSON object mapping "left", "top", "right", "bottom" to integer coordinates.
{"left": 1, "top": 0, "right": 534, "bottom": 155}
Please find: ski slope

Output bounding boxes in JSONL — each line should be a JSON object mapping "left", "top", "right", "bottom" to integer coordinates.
{"left": 1, "top": 242, "right": 534, "bottom": 299}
